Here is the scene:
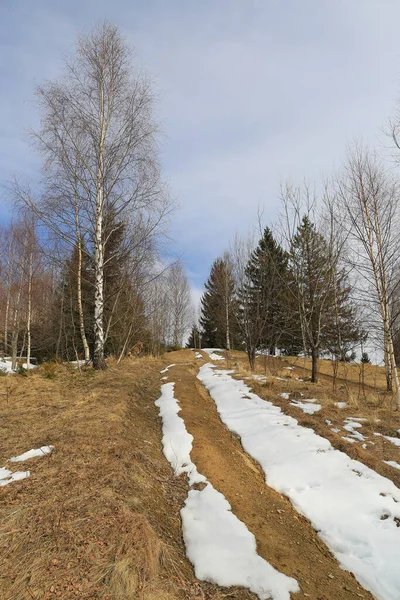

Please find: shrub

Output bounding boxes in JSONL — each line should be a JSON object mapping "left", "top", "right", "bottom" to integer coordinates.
{"left": 41, "top": 361, "right": 57, "bottom": 379}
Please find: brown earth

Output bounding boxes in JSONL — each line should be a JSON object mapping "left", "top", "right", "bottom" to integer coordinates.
{"left": 1, "top": 348, "right": 398, "bottom": 600}
{"left": 0, "top": 356, "right": 256, "bottom": 600}
{"left": 166, "top": 351, "right": 373, "bottom": 600}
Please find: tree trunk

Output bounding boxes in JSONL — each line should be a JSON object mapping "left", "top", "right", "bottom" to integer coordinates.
{"left": 93, "top": 217, "right": 106, "bottom": 370}
{"left": 311, "top": 346, "right": 319, "bottom": 383}
{"left": 247, "top": 346, "right": 256, "bottom": 371}
{"left": 26, "top": 250, "right": 33, "bottom": 368}
{"left": 77, "top": 236, "right": 90, "bottom": 363}
{"left": 93, "top": 89, "right": 107, "bottom": 371}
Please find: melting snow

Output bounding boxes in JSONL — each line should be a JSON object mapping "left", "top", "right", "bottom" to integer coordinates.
{"left": 290, "top": 400, "right": 321, "bottom": 415}
{"left": 384, "top": 460, "right": 400, "bottom": 471}
{"left": 374, "top": 433, "right": 400, "bottom": 448}
{"left": 9, "top": 446, "right": 54, "bottom": 463}
{"left": 198, "top": 364, "right": 400, "bottom": 600}
{"left": 0, "top": 467, "right": 30, "bottom": 486}
{"left": 155, "top": 382, "right": 299, "bottom": 600}
{"left": 160, "top": 364, "right": 176, "bottom": 374}
{"left": 334, "top": 402, "right": 347, "bottom": 409}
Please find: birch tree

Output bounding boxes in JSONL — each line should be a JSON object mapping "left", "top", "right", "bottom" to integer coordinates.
{"left": 336, "top": 145, "right": 400, "bottom": 409}
{"left": 19, "top": 21, "right": 167, "bottom": 369}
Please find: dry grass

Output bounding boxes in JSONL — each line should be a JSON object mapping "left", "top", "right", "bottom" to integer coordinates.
{"left": 0, "top": 355, "right": 259, "bottom": 600}
{"left": 0, "top": 357, "right": 243, "bottom": 600}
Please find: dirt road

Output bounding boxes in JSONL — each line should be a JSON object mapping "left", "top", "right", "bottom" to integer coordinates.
{"left": 165, "top": 350, "right": 372, "bottom": 600}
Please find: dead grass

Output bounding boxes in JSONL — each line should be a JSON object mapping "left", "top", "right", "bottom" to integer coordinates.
{"left": 0, "top": 357, "right": 242, "bottom": 600}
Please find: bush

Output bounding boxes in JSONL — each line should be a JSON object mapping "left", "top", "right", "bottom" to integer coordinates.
{"left": 41, "top": 361, "right": 57, "bottom": 379}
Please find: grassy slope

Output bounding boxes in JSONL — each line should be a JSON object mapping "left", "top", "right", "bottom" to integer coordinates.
{"left": 0, "top": 357, "right": 241, "bottom": 600}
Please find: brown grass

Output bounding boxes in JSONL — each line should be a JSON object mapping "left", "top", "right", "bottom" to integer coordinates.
{"left": 0, "top": 357, "right": 238, "bottom": 600}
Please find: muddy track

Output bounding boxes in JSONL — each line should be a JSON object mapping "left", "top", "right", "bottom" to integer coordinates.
{"left": 168, "top": 356, "right": 373, "bottom": 600}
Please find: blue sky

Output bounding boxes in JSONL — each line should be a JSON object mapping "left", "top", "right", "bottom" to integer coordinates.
{"left": 2, "top": 1, "right": 400, "bottom": 304}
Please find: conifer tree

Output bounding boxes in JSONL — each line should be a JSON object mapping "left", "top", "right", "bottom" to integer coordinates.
{"left": 200, "top": 257, "right": 238, "bottom": 349}
{"left": 187, "top": 324, "right": 202, "bottom": 349}
{"left": 244, "top": 227, "right": 289, "bottom": 356}
{"left": 289, "top": 215, "right": 360, "bottom": 381}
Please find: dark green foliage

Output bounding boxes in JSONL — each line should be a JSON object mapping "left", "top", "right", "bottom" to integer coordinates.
{"left": 187, "top": 324, "right": 202, "bottom": 349}
{"left": 200, "top": 258, "right": 239, "bottom": 349}
{"left": 238, "top": 227, "right": 289, "bottom": 368}
{"left": 361, "top": 351, "right": 371, "bottom": 364}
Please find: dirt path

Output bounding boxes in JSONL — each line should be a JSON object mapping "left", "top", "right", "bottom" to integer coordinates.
{"left": 166, "top": 352, "right": 373, "bottom": 600}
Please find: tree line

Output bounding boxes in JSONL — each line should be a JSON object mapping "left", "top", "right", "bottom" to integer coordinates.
{"left": 0, "top": 22, "right": 193, "bottom": 370}
{"left": 193, "top": 147, "right": 400, "bottom": 411}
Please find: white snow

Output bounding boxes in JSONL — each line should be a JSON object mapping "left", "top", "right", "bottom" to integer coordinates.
{"left": 331, "top": 428, "right": 341, "bottom": 433}
{"left": 195, "top": 352, "right": 203, "bottom": 359}
{"left": 0, "top": 358, "right": 36, "bottom": 374}
{"left": 343, "top": 420, "right": 365, "bottom": 442}
{"left": 289, "top": 400, "right": 321, "bottom": 415}
{"left": 155, "top": 382, "right": 299, "bottom": 599}
{"left": 160, "top": 363, "right": 176, "bottom": 374}
{"left": 198, "top": 363, "right": 400, "bottom": 600}
{"left": 384, "top": 460, "right": 400, "bottom": 471}
{"left": 182, "top": 484, "right": 298, "bottom": 600}
{"left": 202, "top": 349, "right": 224, "bottom": 360}
{"left": 0, "top": 467, "right": 30, "bottom": 486}
{"left": 374, "top": 433, "right": 400, "bottom": 447}
{"left": 280, "top": 392, "right": 290, "bottom": 400}
{"left": 9, "top": 446, "right": 54, "bottom": 463}
{"left": 334, "top": 402, "right": 347, "bottom": 409}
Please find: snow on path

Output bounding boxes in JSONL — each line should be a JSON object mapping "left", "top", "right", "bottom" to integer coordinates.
{"left": 155, "top": 383, "right": 299, "bottom": 600}
{"left": 202, "top": 348, "right": 225, "bottom": 360}
{"left": 9, "top": 446, "right": 54, "bottom": 462}
{"left": 198, "top": 364, "right": 400, "bottom": 600}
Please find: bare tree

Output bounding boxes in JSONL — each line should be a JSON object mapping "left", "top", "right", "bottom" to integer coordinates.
{"left": 336, "top": 145, "right": 400, "bottom": 409}
{"left": 166, "top": 263, "right": 192, "bottom": 347}
{"left": 18, "top": 21, "right": 169, "bottom": 369}
{"left": 280, "top": 183, "right": 344, "bottom": 383}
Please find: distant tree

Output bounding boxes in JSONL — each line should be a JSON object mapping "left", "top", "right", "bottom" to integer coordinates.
{"left": 361, "top": 352, "right": 370, "bottom": 364}
{"left": 242, "top": 227, "right": 289, "bottom": 358}
{"left": 200, "top": 256, "right": 238, "bottom": 349}
{"left": 187, "top": 323, "right": 202, "bottom": 349}
{"left": 166, "top": 263, "right": 192, "bottom": 347}
{"left": 288, "top": 213, "right": 340, "bottom": 383}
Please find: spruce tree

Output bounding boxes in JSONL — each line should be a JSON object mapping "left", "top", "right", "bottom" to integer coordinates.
{"left": 246, "top": 227, "right": 288, "bottom": 354}
{"left": 200, "top": 257, "right": 238, "bottom": 349}
{"left": 186, "top": 324, "right": 202, "bottom": 349}
{"left": 289, "top": 215, "right": 360, "bottom": 381}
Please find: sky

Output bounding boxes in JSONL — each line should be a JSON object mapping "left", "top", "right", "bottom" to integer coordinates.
{"left": 2, "top": 1, "right": 400, "bottom": 306}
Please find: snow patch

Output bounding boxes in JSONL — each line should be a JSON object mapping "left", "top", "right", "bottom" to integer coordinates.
{"left": 0, "top": 468, "right": 30, "bottom": 486}
{"left": 290, "top": 400, "right": 321, "bottom": 415}
{"left": 160, "top": 364, "right": 176, "bottom": 374}
{"left": 334, "top": 402, "right": 347, "bottom": 409}
{"left": 384, "top": 460, "right": 400, "bottom": 471}
{"left": 155, "top": 382, "right": 299, "bottom": 599}
{"left": 374, "top": 433, "right": 400, "bottom": 447}
{"left": 9, "top": 446, "right": 54, "bottom": 463}
{"left": 198, "top": 364, "right": 400, "bottom": 600}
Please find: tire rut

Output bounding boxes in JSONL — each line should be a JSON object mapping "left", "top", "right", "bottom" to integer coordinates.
{"left": 170, "top": 359, "right": 373, "bottom": 600}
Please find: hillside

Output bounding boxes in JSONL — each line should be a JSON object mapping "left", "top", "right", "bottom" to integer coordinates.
{"left": 1, "top": 351, "right": 400, "bottom": 599}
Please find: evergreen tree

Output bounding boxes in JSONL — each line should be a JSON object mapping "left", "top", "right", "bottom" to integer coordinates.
{"left": 289, "top": 215, "right": 360, "bottom": 381}
{"left": 200, "top": 257, "right": 238, "bottom": 349}
{"left": 186, "top": 324, "right": 202, "bottom": 349}
{"left": 245, "top": 227, "right": 289, "bottom": 354}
